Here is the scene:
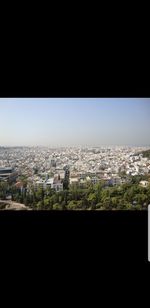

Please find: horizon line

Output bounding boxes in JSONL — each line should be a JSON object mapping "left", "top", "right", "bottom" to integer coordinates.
{"left": 0, "top": 145, "right": 150, "bottom": 148}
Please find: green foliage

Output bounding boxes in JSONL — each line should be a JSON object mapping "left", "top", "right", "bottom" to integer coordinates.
{"left": 131, "top": 175, "right": 143, "bottom": 184}
{"left": 95, "top": 202, "right": 103, "bottom": 209}
{"left": 53, "top": 203, "right": 62, "bottom": 210}
{"left": 141, "top": 149, "right": 150, "bottom": 159}
{"left": 0, "top": 175, "right": 150, "bottom": 210}
{"left": 36, "top": 201, "right": 43, "bottom": 209}
{"left": 67, "top": 200, "right": 77, "bottom": 210}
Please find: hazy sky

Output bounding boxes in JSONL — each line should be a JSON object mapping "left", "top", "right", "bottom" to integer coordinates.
{"left": 0, "top": 98, "right": 150, "bottom": 147}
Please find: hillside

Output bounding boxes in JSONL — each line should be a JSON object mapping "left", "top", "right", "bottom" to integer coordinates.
{"left": 141, "top": 149, "right": 150, "bottom": 159}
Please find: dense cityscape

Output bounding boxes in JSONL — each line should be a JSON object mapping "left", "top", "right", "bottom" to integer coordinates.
{"left": 0, "top": 98, "right": 150, "bottom": 210}
{"left": 0, "top": 146, "right": 150, "bottom": 210}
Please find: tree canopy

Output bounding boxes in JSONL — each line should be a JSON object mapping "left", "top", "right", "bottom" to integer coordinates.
{"left": 0, "top": 175, "right": 150, "bottom": 210}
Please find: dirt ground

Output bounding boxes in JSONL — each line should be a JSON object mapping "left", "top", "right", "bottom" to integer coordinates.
{"left": 0, "top": 200, "right": 32, "bottom": 210}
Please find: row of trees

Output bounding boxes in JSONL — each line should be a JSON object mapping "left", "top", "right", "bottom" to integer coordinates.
{"left": 0, "top": 176, "right": 150, "bottom": 210}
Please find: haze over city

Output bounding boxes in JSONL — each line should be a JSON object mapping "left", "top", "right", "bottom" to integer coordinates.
{"left": 0, "top": 98, "right": 150, "bottom": 147}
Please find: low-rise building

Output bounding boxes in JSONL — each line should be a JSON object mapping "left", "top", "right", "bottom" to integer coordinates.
{"left": 53, "top": 180, "right": 63, "bottom": 192}
{"left": 0, "top": 167, "right": 17, "bottom": 182}
{"left": 70, "top": 177, "right": 79, "bottom": 185}
{"left": 35, "top": 177, "right": 63, "bottom": 192}
{"left": 139, "top": 180, "right": 149, "bottom": 187}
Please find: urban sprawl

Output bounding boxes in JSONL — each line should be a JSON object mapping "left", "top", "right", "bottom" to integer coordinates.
{"left": 0, "top": 146, "right": 150, "bottom": 210}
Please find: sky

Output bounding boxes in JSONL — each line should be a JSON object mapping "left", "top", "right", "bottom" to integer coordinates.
{"left": 0, "top": 98, "right": 150, "bottom": 147}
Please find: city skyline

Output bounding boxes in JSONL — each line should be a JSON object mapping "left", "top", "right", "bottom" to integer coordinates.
{"left": 0, "top": 98, "right": 150, "bottom": 147}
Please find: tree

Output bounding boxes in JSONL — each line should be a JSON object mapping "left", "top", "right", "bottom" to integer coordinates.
{"left": 101, "top": 189, "right": 110, "bottom": 201}
{"left": 94, "top": 182, "right": 103, "bottom": 203}
{"left": 61, "top": 200, "right": 66, "bottom": 210}
{"left": 111, "top": 197, "right": 118, "bottom": 208}
{"left": 76, "top": 200, "right": 83, "bottom": 209}
{"left": 133, "top": 193, "right": 148, "bottom": 206}
{"left": 87, "top": 193, "right": 96, "bottom": 209}
{"left": 63, "top": 169, "right": 70, "bottom": 190}
{"left": 35, "top": 187, "right": 44, "bottom": 202}
{"left": 67, "top": 200, "right": 77, "bottom": 210}
{"left": 133, "top": 204, "right": 142, "bottom": 210}
{"left": 44, "top": 197, "right": 51, "bottom": 209}
{"left": 53, "top": 203, "right": 62, "bottom": 210}
{"left": 102, "top": 197, "right": 111, "bottom": 210}
{"left": 123, "top": 202, "right": 132, "bottom": 210}
{"left": 95, "top": 202, "right": 103, "bottom": 209}
{"left": 36, "top": 201, "right": 43, "bottom": 209}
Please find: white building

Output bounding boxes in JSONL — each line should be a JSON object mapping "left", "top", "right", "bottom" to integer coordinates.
{"left": 35, "top": 177, "right": 63, "bottom": 192}
{"left": 70, "top": 177, "right": 79, "bottom": 185}
{"left": 139, "top": 180, "right": 149, "bottom": 188}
